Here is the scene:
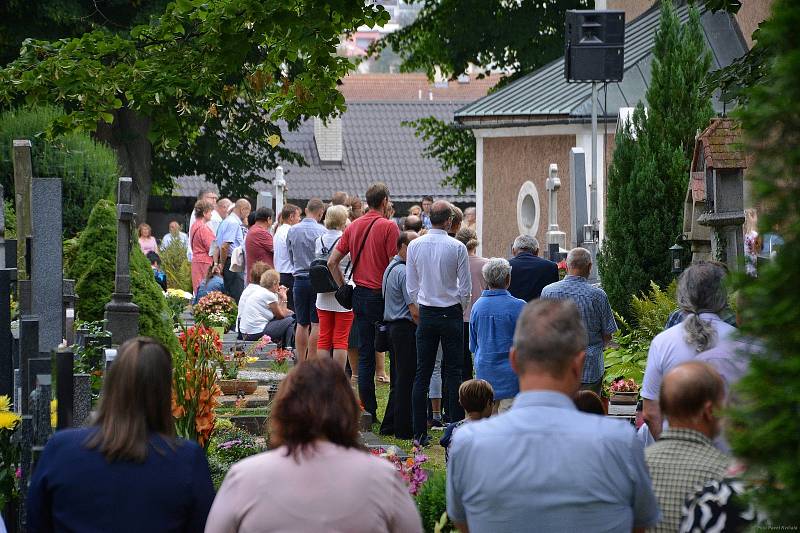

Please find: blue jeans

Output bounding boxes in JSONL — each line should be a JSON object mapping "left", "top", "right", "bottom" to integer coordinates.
{"left": 412, "top": 304, "right": 465, "bottom": 438}
{"left": 353, "top": 286, "right": 384, "bottom": 420}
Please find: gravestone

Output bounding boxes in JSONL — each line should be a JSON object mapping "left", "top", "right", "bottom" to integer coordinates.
{"left": 256, "top": 191, "right": 273, "bottom": 211}
{"left": 0, "top": 184, "right": 5, "bottom": 268}
{"left": 73, "top": 374, "right": 91, "bottom": 427}
{"left": 0, "top": 268, "right": 15, "bottom": 397}
{"left": 63, "top": 280, "right": 77, "bottom": 345}
{"left": 105, "top": 177, "right": 140, "bottom": 344}
{"left": 55, "top": 348, "right": 74, "bottom": 430}
{"left": 18, "top": 316, "right": 38, "bottom": 415}
{"left": 569, "top": 148, "right": 589, "bottom": 249}
{"left": 12, "top": 140, "right": 33, "bottom": 277}
{"left": 31, "top": 178, "right": 64, "bottom": 352}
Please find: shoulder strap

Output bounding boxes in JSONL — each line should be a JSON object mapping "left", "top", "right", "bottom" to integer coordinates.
{"left": 346, "top": 217, "right": 380, "bottom": 282}
{"left": 382, "top": 259, "right": 405, "bottom": 298}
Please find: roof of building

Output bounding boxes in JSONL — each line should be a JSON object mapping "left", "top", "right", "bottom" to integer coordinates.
{"left": 692, "top": 117, "right": 746, "bottom": 171}
{"left": 172, "top": 101, "right": 476, "bottom": 203}
{"left": 339, "top": 73, "right": 501, "bottom": 102}
{"left": 454, "top": 4, "right": 747, "bottom": 125}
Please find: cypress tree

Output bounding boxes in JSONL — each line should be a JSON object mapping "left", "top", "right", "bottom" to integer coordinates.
{"left": 598, "top": 0, "right": 713, "bottom": 318}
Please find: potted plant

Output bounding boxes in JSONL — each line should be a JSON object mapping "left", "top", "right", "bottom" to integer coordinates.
{"left": 194, "top": 291, "right": 237, "bottom": 334}
{"left": 216, "top": 335, "right": 270, "bottom": 396}
{"left": 608, "top": 377, "right": 639, "bottom": 404}
{"left": 205, "top": 313, "right": 230, "bottom": 339}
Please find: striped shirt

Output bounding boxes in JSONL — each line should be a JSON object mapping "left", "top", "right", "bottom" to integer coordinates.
{"left": 540, "top": 275, "right": 618, "bottom": 383}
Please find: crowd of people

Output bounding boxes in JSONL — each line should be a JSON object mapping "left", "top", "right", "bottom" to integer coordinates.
{"left": 61, "top": 181, "right": 758, "bottom": 532}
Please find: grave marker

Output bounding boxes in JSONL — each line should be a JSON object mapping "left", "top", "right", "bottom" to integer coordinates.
{"left": 105, "top": 177, "right": 140, "bottom": 344}
{"left": 0, "top": 268, "right": 15, "bottom": 397}
{"left": 12, "top": 140, "right": 32, "bottom": 277}
{"left": 31, "top": 178, "right": 64, "bottom": 352}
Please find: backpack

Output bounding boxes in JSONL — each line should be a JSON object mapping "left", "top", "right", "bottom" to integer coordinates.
{"left": 310, "top": 235, "right": 342, "bottom": 293}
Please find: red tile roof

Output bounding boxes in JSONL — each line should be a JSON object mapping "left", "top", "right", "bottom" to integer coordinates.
{"left": 339, "top": 73, "right": 501, "bottom": 102}
{"left": 693, "top": 117, "right": 747, "bottom": 171}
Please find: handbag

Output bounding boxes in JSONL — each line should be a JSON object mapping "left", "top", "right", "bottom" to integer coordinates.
{"left": 310, "top": 235, "right": 341, "bottom": 293}
{"left": 229, "top": 245, "right": 245, "bottom": 273}
{"left": 334, "top": 217, "right": 380, "bottom": 310}
{"left": 374, "top": 258, "right": 404, "bottom": 352}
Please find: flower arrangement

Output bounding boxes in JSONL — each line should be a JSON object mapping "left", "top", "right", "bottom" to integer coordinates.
{"left": 268, "top": 346, "right": 293, "bottom": 374}
{"left": 0, "top": 395, "right": 21, "bottom": 512}
{"left": 72, "top": 320, "right": 112, "bottom": 402}
{"left": 372, "top": 444, "right": 429, "bottom": 496}
{"left": 165, "top": 288, "right": 193, "bottom": 324}
{"left": 217, "top": 336, "right": 270, "bottom": 380}
{"left": 609, "top": 377, "right": 639, "bottom": 394}
{"left": 173, "top": 325, "right": 223, "bottom": 448}
{"left": 206, "top": 421, "right": 266, "bottom": 488}
{"left": 194, "top": 291, "right": 237, "bottom": 331}
{"left": 205, "top": 312, "right": 230, "bottom": 329}
{"left": 557, "top": 259, "right": 568, "bottom": 280}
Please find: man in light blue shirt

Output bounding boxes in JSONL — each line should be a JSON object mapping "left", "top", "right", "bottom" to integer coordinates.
{"left": 540, "top": 247, "right": 617, "bottom": 394}
{"left": 447, "top": 299, "right": 660, "bottom": 533}
{"left": 216, "top": 199, "right": 251, "bottom": 302}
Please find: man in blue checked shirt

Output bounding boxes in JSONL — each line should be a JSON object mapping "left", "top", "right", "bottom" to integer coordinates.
{"left": 540, "top": 247, "right": 617, "bottom": 395}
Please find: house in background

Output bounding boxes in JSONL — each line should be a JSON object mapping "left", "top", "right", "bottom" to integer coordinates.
{"left": 455, "top": 0, "right": 769, "bottom": 258}
{"left": 149, "top": 73, "right": 499, "bottom": 234}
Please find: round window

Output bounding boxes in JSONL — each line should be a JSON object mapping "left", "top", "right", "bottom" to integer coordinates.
{"left": 516, "top": 181, "right": 541, "bottom": 236}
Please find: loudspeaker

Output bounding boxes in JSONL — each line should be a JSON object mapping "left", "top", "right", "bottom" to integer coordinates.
{"left": 565, "top": 10, "right": 625, "bottom": 82}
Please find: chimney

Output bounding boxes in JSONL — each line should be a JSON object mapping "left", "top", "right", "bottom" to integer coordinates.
{"left": 428, "top": 90, "right": 433, "bottom": 101}
{"left": 314, "top": 117, "right": 343, "bottom": 163}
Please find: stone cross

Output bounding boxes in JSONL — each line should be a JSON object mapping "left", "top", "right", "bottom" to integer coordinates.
{"left": 104, "top": 177, "right": 140, "bottom": 344}
{"left": 31, "top": 178, "right": 64, "bottom": 353}
{"left": 12, "top": 140, "right": 33, "bottom": 277}
{"left": 545, "top": 164, "right": 567, "bottom": 261}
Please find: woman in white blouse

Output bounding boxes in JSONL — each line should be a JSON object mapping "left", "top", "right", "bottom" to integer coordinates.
{"left": 238, "top": 265, "right": 295, "bottom": 347}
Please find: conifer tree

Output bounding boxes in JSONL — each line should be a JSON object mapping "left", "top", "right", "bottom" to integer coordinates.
{"left": 598, "top": 0, "right": 713, "bottom": 318}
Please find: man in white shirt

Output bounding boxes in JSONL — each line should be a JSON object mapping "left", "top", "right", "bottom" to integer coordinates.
{"left": 406, "top": 201, "right": 471, "bottom": 446}
{"left": 273, "top": 203, "right": 302, "bottom": 310}
{"left": 216, "top": 199, "right": 251, "bottom": 302}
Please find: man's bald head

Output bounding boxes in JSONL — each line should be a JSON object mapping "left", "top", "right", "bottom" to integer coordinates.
{"left": 404, "top": 215, "right": 423, "bottom": 232}
{"left": 429, "top": 200, "right": 454, "bottom": 228}
{"left": 233, "top": 199, "right": 252, "bottom": 220}
{"left": 660, "top": 361, "right": 725, "bottom": 436}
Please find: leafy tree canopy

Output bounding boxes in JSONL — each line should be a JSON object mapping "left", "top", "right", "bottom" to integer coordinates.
{"left": 0, "top": 0, "right": 389, "bottom": 209}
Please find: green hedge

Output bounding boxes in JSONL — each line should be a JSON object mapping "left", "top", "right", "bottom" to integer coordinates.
{"left": 71, "top": 200, "right": 117, "bottom": 322}
{"left": 130, "top": 245, "right": 178, "bottom": 351}
{"left": 0, "top": 105, "right": 117, "bottom": 237}
{"left": 415, "top": 471, "right": 451, "bottom": 533}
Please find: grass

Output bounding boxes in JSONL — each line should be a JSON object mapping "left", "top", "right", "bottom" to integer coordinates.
{"left": 372, "top": 380, "right": 447, "bottom": 475}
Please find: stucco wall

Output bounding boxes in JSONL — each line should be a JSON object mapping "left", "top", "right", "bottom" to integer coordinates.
{"left": 607, "top": 0, "right": 655, "bottom": 23}
{"left": 482, "top": 135, "right": 575, "bottom": 258}
{"left": 734, "top": 0, "right": 774, "bottom": 49}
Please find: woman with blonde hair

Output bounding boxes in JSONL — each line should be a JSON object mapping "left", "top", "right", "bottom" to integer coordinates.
{"left": 28, "top": 337, "right": 215, "bottom": 531}
{"left": 315, "top": 205, "right": 354, "bottom": 369}
{"left": 237, "top": 267, "right": 295, "bottom": 346}
{"left": 137, "top": 223, "right": 158, "bottom": 256}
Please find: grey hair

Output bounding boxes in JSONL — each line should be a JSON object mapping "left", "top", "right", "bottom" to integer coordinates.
{"left": 567, "top": 248, "right": 592, "bottom": 271}
{"left": 482, "top": 257, "right": 512, "bottom": 289}
{"left": 677, "top": 262, "right": 728, "bottom": 352}
{"left": 513, "top": 299, "right": 587, "bottom": 377}
{"left": 513, "top": 235, "right": 539, "bottom": 253}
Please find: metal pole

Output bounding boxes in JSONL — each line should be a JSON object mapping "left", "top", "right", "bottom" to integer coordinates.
{"left": 590, "top": 81, "right": 598, "bottom": 230}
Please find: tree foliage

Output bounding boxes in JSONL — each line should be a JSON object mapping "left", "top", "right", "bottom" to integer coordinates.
{"left": 375, "top": 0, "right": 590, "bottom": 81}
{"left": 727, "top": 0, "right": 800, "bottom": 521}
{"left": 71, "top": 199, "right": 117, "bottom": 322}
{"left": 0, "top": 105, "right": 118, "bottom": 236}
{"left": 403, "top": 117, "right": 475, "bottom": 193}
{"left": 0, "top": 0, "right": 389, "bottom": 208}
{"left": 598, "top": 1, "right": 713, "bottom": 319}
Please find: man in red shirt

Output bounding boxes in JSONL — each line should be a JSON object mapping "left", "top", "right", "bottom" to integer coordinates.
{"left": 328, "top": 183, "right": 399, "bottom": 422}
{"left": 245, "top": 207, "right": 274, "bottom": 275}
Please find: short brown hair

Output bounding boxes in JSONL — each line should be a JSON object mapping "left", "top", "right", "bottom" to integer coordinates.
{"left": 85, "top": 337, "right": 175, "bottom": 462}
{"left": 260, "top": 269, "right": 280, "bottom": 290}
{"left": 249, "top": 260, "right": 270, "bottom": 284}
{"left": 456, "top": 228, "right": 478, "bottom": 251}
{"left": 331, "top": 191, "right": 348, "bottom": 205}
{"left": 279, "top": 203, "right": 300, "bottom": 223}
{"left": 306, "top": 198, "right": 324, "bottom": 215}
{"left": 365, "top": 182, "right": 390, "bottom": 209}
{"left": 194, "top": 200, "right": 213, "bottom": 220}
{"left": 459, "top": 379, "right": 494, "bottom": 413}
{"left": 660, "top": 361, "right": 725, "bottom": 421}
{"left": 513, "top": 299, "right": 587, "bottom": 377}
{"left": 270, "top": 357, "right": 362, "bottom": 459}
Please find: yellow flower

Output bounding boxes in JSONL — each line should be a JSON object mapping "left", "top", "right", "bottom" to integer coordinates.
{"left": 51, "top": 399, "right": 57, "bottom": 429}
{"left": 0, "top": 395, "right": 10, "bottom": 412}
{"left": 0, "top": 410, "right": 21, "bottom": 430}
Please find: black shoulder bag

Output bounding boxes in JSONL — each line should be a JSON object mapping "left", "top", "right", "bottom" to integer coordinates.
{"left": 334, "top": 217, "right": 380, "bottom": 310}
{"left": 374, "top": 259, "right": 404, "bottom": 352}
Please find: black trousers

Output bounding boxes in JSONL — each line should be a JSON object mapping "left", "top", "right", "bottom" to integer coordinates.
{"left": 279, "top": 272, "right": 294, "bottom": 311}
{"left": 222, "top": 257, "right": 244, "bottom": 302}
{"left": 380, "top": 319, "right": 417, "bottom": 439}
{"left": 463, "top": 322, "right": 473, "bottom": 381}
